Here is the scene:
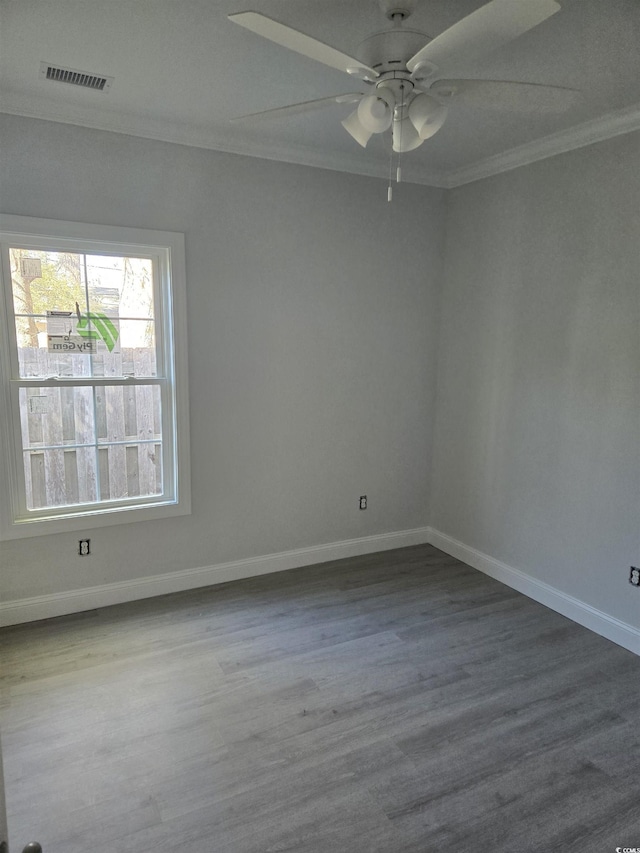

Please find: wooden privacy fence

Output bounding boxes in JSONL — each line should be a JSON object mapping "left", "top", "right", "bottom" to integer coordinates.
{"left": 18, "top": 347, "right": 162, "bottom": 509}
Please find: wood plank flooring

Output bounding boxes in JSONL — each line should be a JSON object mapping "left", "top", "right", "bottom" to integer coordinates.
{"left": 1, "top": 544, "right": 639, "bottom": 852}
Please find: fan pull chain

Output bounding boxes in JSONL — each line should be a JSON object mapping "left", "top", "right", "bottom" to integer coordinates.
{"left": 396, "top": 83, "right": 404, "bottom": 184}
{"left": 387, "top": 134, "right": 394, "bottom": 202}
{"left": 388, "top": 83, "right": 408, "bottom": 201}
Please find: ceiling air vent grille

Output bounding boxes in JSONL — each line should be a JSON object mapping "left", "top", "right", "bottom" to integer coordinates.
{"left": 39, "top": 62, "right": 113, "bottom": 92}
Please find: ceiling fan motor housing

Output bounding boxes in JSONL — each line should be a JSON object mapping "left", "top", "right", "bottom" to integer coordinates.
{"left": 357, "top": 28, "right": 432, "bottom": 74}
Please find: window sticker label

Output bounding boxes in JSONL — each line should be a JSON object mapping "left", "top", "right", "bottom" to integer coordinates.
{"left": 20, "top": 257, "right": 42, "bottom": 279}
{"left": 28, "top": 395, "right": 49, "bottom": 414}
{"left": 47, "top": 307, "right": 120, "bottom": 354}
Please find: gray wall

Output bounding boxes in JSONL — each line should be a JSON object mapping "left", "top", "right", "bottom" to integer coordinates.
{"left": 431, "top": 132, "right": 640, "bottom": 628}
{"left": 0, "top": 114, "right": 445, "bottom": 599}
{"left": 1, "top": 114, "right": 638, "bottom": 636}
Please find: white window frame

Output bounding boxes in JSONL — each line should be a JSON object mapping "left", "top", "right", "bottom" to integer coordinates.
{"left": 0, "top": 214, "right": 191, "bottom": 539}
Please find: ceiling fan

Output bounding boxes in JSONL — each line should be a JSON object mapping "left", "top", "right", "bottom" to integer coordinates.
{"left": 229, "top": 0, "right": 577, "bottom": 159}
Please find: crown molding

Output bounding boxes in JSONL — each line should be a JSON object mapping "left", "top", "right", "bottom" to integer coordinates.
{"left": 444, "top": 101, "right": 640, "bottom": 188}
{"left": 0, "top": 93, "right": 449, "bottom": 188}
{"left": 2, "top": 91, "right": 640, "bottom": 190}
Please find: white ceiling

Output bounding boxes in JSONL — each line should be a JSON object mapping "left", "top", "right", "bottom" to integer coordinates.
{"left": 2, "top": 0, "right": 640, "bottom": 187}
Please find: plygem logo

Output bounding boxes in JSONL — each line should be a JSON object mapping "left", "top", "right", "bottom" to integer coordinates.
{"left": 77, "top": 311, "right": 119, "bottom": 352}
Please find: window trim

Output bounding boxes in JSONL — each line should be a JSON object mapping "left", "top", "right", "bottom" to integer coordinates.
{"left": 0, "top": 214, "right": 191, "bottom": 539}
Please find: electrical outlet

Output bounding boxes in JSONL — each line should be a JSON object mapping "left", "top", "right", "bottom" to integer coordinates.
{"left": 630, "top": 567, "right": 640, "bottom": 587}
{"left": 78, "top": 539, "right": 90, "bottom": 556}
{"left": 359, "top": 495, "right": 367, "bottom": 510}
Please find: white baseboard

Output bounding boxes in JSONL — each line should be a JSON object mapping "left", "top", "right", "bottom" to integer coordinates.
{"left": 3, "top": 525, "right": 638, "bottom": 658}
{"left": 0, "top": 526, "right": 431, "bottom": 627}
{"left": 428, "top": 528, "right": 640, "bottom": 657}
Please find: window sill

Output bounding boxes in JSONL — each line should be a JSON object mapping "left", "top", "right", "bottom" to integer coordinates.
{"left": 1, "top": 495, "right": 191, "bottom": 540}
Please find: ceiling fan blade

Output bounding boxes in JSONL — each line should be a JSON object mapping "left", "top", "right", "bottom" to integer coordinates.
{"left": 229, "top": 12, "right": 379, "bottom": 80}
{"left": 231, "top": 94, "right": 364, "bottom": 123}
{"left": 407, "top": 0, "right": 561, "bottom": 74}
{"left": 430, "top": 79, "right": 579, "bottom": 112}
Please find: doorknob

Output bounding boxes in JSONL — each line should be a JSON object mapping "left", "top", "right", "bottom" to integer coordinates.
{"left": 0, "top": 841, "right": 41, "bottom": 852}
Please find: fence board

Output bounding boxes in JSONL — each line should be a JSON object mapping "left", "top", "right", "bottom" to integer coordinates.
{"left": 95, "top": 387, "right": 108, "bottom": 441}
{"left": 155, "top": 442, "right": 162, "bottom": 493}
{"left": 105, "top": 386, "right": 128, "bottom": 499}
{"left": 126, "top": 445, "right": 139, "bottom": 497}
{"left": 28, "top": 453, "right": 46, "bottom": 508}
{"left": 107, "top": 444, "right": 128, "bottom": 500}
{"left": 124, "top": 383, "right": 138, "bottom": 438}
{"left": 74, "top": 389, "right": 96, "bottom": 502}
{"left": 135, "top": 388, "right": 155, "bottom": 496}
{"left": 42, "top": 391, "right": 66, "bottom": 506}
{"left": 98, "top": 447, "right": 110, "bottom": 501}
{"left": 63, "top": 449, "right": 80, "bottom": 505}
{"left": 61, "top": 386, "right": 76, "bottom": 443}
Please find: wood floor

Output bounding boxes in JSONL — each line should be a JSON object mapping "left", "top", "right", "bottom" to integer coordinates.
{"left": 1, "top": 544, "right": 639, "bottom": 853}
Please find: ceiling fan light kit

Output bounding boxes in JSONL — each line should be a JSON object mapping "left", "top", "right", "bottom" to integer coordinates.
{"left": 341, "top": 109, "right": 373, "bottom": 147}
{"left": 408, "top": 93, "right": 448, "bottom": 140}
{"left": 229, "top": 0, "right": 573, "bottom": 195}
{"left": 357, "top": 92, "right": 394, "bottom": 132}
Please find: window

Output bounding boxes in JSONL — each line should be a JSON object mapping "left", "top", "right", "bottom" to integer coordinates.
{"left": 0, "top": 215, "right": 190, "bottom": 539}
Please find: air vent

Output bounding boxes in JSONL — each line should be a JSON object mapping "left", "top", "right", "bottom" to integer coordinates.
{"left": 39, "top": 62, "right": 113, "bottom": 92}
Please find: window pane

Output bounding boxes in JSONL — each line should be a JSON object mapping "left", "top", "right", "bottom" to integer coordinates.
{"left": 95, "top": 383, "right": 163, "bottom": 498}
{"left": 98, "top": 442, "right": 162, "bottom": 500}
{"left": 121, "top": 321, "right": 157, "bottom": 376}
{"left": 24, "top": 447, "right": 98, "bottom": 509}
{"left": 15, "top": 317, "right": 92, "bottom": 378}
{"left": 85, "top": 255, "right": 154, "bottom": 319}
{"left": 119, "top": 318, "right": 156, "bottom": 351}
{"left": 20, "top": 382, "right": 163, "bottom": 508}
{"left": 10, "top": 249, "right": 83, "bottom": 314}
{"left": 19, "top": 386, "right": 95, "bottom": 449}
{"left": 94, "top": 384, "right": 161, "bottom": 443}
{"left": 11, "top": 249, "right": 156, "bottom": 378}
